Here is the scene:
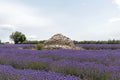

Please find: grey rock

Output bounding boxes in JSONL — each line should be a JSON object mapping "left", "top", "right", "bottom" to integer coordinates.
{"left": 44, "top": 34, "right": 84, "bottom": 50}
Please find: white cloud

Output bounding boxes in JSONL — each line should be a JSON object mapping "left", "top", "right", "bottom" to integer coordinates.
{"left": 0, "top": 1, "right": 55, "bottom": 28}
{"left": 0, "top": 24, "right": 16, "bottom": 31}
{"left": 0, "top": 1, "right": 58, "bottom": 41}
{"left": 114, "top": 0, "right": 120, "bottom": 6}
{"left": 27, "top": 35, "right": 37, "bottom": 40}
{"left": 109, "top": 17, "right": 120, "bottom": 22}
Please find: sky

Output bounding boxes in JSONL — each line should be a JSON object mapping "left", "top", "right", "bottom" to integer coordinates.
{"left": 0, "top": 0, "right": 120, "bottom": 42}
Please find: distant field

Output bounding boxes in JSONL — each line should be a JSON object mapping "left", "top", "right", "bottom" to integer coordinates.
{"left": 76, "top": 44, "right": 120, "bottom": 50}
{"left": 0, "top": 44, "right": 120, "bottom": 80}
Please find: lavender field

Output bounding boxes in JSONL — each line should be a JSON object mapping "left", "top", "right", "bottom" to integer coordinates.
{"left": 1, "top": 44, "right": 120, "bottom": 80}
{"left": 76, "top": 44, "right": 120, "bottom": 50}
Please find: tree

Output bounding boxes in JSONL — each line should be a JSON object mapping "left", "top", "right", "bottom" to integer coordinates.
{"left": 10, "top": 31, "right": 26, "bottom": 44}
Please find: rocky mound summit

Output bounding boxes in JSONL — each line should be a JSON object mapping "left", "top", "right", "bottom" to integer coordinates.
{"left": 44, "top": 34, "right": 83, "bottom": 50}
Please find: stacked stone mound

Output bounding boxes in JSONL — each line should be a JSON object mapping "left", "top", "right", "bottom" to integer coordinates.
{"left": 44, "top": 34, "right": 83, "bottom": 50}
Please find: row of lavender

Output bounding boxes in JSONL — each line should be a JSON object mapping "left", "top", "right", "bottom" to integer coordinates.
{"left": 2, "top": 44, "right": 120, "bottom": 50}
{"left": 0, "top": 44, "right": 36, "bottom": 49}
{"left": 0, "top": 44, "right": 120, "bottom": 80}
{"left": 0, "top": 65, "right": 81, "bottom": 80}
{"left": 76, "top": 44, "right": 120, "bottom": 50}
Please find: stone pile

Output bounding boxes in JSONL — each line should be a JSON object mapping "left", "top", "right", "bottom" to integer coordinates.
{"left": 44, "top": 34, "right": 83, "bottom": 50}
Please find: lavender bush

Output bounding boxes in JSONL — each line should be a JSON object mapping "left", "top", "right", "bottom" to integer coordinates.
{"left": 0, "top": 65, "right": 81, "bottom": 80}
{"left": 76, "top": 44, "right": 120, "bottom": 50}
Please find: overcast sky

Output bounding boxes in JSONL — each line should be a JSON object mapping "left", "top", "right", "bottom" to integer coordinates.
{"left": 0, "top": 0, "right": 120, "bottom": 42}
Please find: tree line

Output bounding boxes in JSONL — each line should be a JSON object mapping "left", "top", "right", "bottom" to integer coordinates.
{"left": 73, "top": 40, "right": 120, "bottom": 44}
{"left": 0, "top": 31, "right": 120, "bottom": 44}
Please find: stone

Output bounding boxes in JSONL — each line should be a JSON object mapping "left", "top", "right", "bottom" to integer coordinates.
{"left": 44, "top": 34, "right": 84, "bottom": 50}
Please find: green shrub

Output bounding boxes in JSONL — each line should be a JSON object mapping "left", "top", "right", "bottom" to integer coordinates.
{"left": 23, "top": 40, "right": 45, "bottom": 44}
{"left": 36, "top": 44, "right": 45, "bottom": 50}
